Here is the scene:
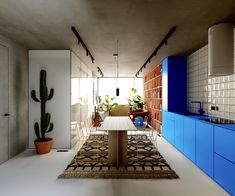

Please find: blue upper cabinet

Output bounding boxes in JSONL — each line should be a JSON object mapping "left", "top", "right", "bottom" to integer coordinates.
{"left": 162, "top": 56, "right": 187, "bottom": 112}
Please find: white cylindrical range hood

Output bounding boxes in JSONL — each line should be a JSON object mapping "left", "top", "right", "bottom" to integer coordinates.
{"left": 208, "top": 23, "right": 234, "bottom": 76}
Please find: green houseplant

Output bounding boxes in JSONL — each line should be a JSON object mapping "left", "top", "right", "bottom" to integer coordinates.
{"left": 101, "top": 95, "right": 118, "bottom": 115}
{"left": 31, "top": 69, "right": 54, "bottom": 154}
{"left": 127, "top": 87, "right": 145, "bottom": 111}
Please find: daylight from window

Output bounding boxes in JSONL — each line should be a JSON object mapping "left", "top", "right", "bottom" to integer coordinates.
{"left": 98, "top": 78, "right": 143, "bottom": 104}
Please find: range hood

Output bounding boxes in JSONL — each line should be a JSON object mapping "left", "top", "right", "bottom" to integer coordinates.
{"left": 208, "top": 23, "right": 234, "bottom": 76}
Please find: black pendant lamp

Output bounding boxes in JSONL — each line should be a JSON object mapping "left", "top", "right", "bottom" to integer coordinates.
{"left": 115, "top": 40, "right": 120, "bottom": 96}
{"left": 116, "top": 88, "right": 119, "bottom": 96}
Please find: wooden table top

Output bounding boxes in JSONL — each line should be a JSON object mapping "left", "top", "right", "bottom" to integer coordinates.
{"left": 99, "top": 116, "right": 137, "bottom": 131}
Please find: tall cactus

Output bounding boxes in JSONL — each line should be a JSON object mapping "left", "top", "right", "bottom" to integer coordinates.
{"left": 31, "top": 70, "right": 54, "bottom": 141}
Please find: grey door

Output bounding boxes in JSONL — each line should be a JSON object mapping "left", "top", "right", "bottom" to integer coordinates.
{"left": 0, "top": 44, "right": 9, "bottom": 164}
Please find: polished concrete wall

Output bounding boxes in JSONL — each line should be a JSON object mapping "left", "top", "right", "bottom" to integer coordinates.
{"left": 0, "top": 34, "right": 28, "bottom": 159}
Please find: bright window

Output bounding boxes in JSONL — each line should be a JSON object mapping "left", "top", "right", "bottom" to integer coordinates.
{"left": 98, "top": 78, "right": 143, "bottom": 104}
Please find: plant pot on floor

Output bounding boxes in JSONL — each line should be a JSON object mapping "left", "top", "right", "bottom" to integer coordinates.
{"left": 31, "top": 70, "right": 54, "bottom": 155}
{"left": 34, "top": 138, "right": 53, "bottom": 154}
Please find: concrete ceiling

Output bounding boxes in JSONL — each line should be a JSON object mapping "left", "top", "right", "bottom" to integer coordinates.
{"left": 0, "top": 0, "right": 234, "bottom": 77}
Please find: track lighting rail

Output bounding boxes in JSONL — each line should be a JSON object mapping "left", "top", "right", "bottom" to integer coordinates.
{"left": 135, "top": 26, "right": 176, "bottom": 77}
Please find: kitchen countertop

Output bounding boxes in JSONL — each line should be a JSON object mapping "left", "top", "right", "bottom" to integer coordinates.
{"left": 173, "top": 111, "right": 235, "bottom": 131}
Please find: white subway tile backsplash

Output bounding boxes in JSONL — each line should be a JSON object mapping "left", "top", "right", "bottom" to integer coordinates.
{"left": 229, "top": 90, "right": 235, "bottom": 97}
{"left": 224, "top": 98, "right": 230, "bottom": 105}
{"left": 229, "top": 105, "right": 235, "bottom": 111}
{"left": 229, "top": 113, "right": 235, "bottom": 120}
{"left": 228, "top": 82, "right": 235, "bottom": 89}
{"left": 224, "top": 76, "right": 229, "bottom": 83}
{"left": 229, "top": 75, "right": 234, "bottom": 81}
{"left": 230, "top": 97, "right": 235, "bottom": 104}
{"left": 224, "top": 105, "right": 230, "bottom": 112}
{"left": 224, "top": 90, "right": 229, "bottom": 97}
{"left": 187, "top": 32, "right": 235, "bottom": 120}
{"left": 224, "top": 83, "right": 229, "bottom": 89}
{"left": 208, "top": 78, "right": 211, "bottom": 84}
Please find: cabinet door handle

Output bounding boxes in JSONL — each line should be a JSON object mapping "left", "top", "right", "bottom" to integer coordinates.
{"left": 2, "top": 113, "right": 10, "bottom": 116}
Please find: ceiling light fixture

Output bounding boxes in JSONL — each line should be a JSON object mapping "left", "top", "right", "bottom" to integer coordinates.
{"left": 97, "top": 67, "right": 104, "bottom": 77}
{"left": 115, "top": 40, "right": 120, "bottom": 96}
{"left": 71, "top": 26, "right": 95, "bottom": 64}
{"left": 135, "top": 26, "right": 176, "bottom": 77}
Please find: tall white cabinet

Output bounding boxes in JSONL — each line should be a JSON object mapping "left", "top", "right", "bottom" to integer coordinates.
{"left": 28, "top": 50, "right": 71, "bottom": 149}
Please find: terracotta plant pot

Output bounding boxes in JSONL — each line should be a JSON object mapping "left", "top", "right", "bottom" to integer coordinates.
{"left": 34, "top": 138, "right": 53, "bottom": 154}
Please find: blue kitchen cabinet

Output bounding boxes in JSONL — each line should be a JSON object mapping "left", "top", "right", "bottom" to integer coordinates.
{"left": 196, "top": 121, "right": 214, "bottom": 178}
{"left": 183, "top": 117, "right": 196, "bottom": 163}
{"left": 162, "top": 56, "right": 187, "bottom": 112}
{"left": 167, "top": 118, "right": 175, "bottom": 145}
{"left": 167, "top": 113, "right": 235, "bottom": 194}
{"left": 214, "top": 154, "right": 235, "bottom": 195}
{"left": 162, "top": 111, "right": 175, "bottom": 144}
{"left": 162, "top": 111, "right": 168, "bottom": 140}
{"left": 214, "top": 126, "right": 235, "bottom": 163}
{"left": 214, "top": 126, "right": 235, "bottom": 195}
{"left": 174, "top": 114, "right": 184, "bottom": 152}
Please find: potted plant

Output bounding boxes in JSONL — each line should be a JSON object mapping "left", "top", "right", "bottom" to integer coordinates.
{"left": 127, "top": 87, "right": 145, "bottom": 111}
{"left": 101, "top": 95, "right": 118, "bottom": 115}
{"left": 31, "top": 70, "right": 54, "bottom": 154}
{"left": 134, "top": 95, "right": 144, "bottom": 111}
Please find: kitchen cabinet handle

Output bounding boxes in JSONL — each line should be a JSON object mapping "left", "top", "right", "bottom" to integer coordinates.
{"left": 2, "top": 113, "right": 10, "bottom": 116}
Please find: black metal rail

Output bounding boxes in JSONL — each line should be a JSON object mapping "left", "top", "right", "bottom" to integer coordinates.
{"left": 135, "top": 26, "right": 176, "bottom": 77}
{"left": 97, "top": 67, "right": 104, "bottom": 77}
{"left": 71, "top": 26, "right": 95, "bottom": 63}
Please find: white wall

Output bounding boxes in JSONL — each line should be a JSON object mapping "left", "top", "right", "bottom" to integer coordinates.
{"left": 187, "top": 30, "right": 235, "bottom": 120}
{"left": 98, "top": 77, "right": 143, "bottom": 104}
{"left": 29, "top": 50, "right": 71, "bottom": 149}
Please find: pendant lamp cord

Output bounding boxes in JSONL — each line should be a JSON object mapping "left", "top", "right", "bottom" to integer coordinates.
{"left": 117, "top": 40, "right": 119, "bottom": 78}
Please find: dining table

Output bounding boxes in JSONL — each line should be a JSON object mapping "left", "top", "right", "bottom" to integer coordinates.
{"left": 99, "top": 116, "right": 137, "bottom": 167}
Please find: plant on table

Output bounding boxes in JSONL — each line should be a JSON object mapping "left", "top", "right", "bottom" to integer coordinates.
{"left": 31, "top": 69, "right": 54, "bottom": 154}
{"left": 127, "top": 87, "right": 145, "bottom": 111}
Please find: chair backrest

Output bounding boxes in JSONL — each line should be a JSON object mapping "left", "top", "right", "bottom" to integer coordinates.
{"left": 144, "top": 116, "right": 148, "bottom": 124}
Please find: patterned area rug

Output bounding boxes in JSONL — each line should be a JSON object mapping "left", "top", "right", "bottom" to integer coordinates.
{"left": 58, "top": 134, "right": 179, "bottom": 179}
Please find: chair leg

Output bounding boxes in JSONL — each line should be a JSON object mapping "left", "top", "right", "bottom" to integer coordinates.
{"left": 152, "top": 131, "right": 158, "bottom": 150}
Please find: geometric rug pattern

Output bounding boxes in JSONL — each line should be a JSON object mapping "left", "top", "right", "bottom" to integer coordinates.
{"left": 58, "top": 134, "right": 179, "bottom": 179}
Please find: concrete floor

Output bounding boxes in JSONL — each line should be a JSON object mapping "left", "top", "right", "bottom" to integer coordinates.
{"left": 0, "top": 136, "right": 228, "bottom": 196}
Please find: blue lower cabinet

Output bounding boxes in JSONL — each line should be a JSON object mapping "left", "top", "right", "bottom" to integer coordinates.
{"left": 168, "top": 119, "right": 175, "bottom": 145}
{"left": 215, "top": 126, "right": 235, "bottom": 163}
{"left": 196, "top": 121, "right": 214, "bottom": 178}
{"left": 183, "top": 117, "right": 196, "bottom": 163}
{"left": 162, "top": 111, "right": 168, "bottom": 140}
{"left": 214, "top": 154, "right": 235, "bottom": 195}
{"left": 174, "top": 114, "right": 184, "bottom": 152}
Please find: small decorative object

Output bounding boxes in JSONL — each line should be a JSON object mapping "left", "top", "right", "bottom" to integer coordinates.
{"left": 101, "top": 95, "right": 118, "bottom": 115}
{"left": 134, "top": 116, "right": 144, "bottom": 127}
{"left": 31, "top": 70, "right": 54, "bottom": 154}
